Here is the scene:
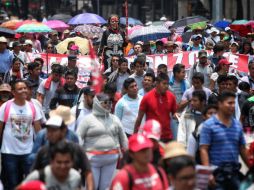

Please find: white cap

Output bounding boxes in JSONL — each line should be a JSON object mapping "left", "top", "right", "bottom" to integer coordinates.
{"left": 210, "top": 27, "right": 219, "bottom": 34}
{"left": 0, "top": 36, "right": 8, "bottom": 43}
{"left": 45, "top": 115, "right": 63, "bottom": 128}
{"left": 225, "top": 26, "right": 231, "bottom": 31}
{"left": 24, "top": 39, "right": 33, "bottom": 45}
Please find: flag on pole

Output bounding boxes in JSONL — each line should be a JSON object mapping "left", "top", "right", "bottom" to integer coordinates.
{"left": 89, "top": 41, "right": 103, "bottom": 94}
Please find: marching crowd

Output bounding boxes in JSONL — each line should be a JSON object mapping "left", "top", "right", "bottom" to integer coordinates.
{"left": 0, "top": 14, "right": 254, "bottom": 190}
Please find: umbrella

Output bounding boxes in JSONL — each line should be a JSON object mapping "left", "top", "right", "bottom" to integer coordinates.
{"left": 230, "top": 20, "right": 252, "bottom": 36}
{"left": 214, "top": 20, "right": 231, "bottom": 29}
{"left": 0, "top": 27, "right": 15, "bottom": 38}
{"left": 151, "top": 21, "right": 165, "bottom": 26}
{"left": 164, "top": 21, "right": 174, "bottom": 29}
{"left": 45, "top": 20, "right": 69, "bottom": 32}
{"left": 129, "top": 25, "right": 170, "bottom": 43}
{"left": 48, "top": 14, "right": 72, "bottom": 23}
{"left": 181, "top": 31, "right": 192, "bottom": 43}
{"left": 68, "top": 13, "right": 106, "bottom": 25}
{"left": 74, "top": 24, "right": 103, "bottom": 39}
{"left": 188, "top": 21, "right": 207, "bottom": 30}
{"left": 128, "top": 25, "right": 143, "bottom": 36}
{"left": 55, "top": 37, "right": 89, "bottom": 55}
{"left": 120, "top": 17, "right": 143, "bottom": 26}
{"left": 172, "top": 16, "right": 208, "bottom": 28}
{"left": 0, "top": 20, "right": 20, "bottom": 30}
{"left": 16, "top": 23, "right": 52, "bottom": 33}
{"left": 16, "top": 20, "right": 38, "bottom": 29}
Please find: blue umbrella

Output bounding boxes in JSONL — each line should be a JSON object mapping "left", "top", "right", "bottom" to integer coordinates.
{"left": 120, "top": 17, "right": 143, "bottom": 26}
{"left": 68, "top": 13, "right": 106, "bottom": 25}
{"left": 129, "top": 25, "right": 170, "bottom": 43}
{"left": 0, "top": 27, "right": 15, "bottom": 38}
{"left": 214, "top": 20, "right": 231, "bottom": 29}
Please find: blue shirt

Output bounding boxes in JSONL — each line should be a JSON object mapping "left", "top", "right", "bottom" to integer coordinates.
{"left": 199, "top": 115, "right": 246, "bottom": 166}
{"left": 0, "top": 49, "right": 14, "bottom": 73}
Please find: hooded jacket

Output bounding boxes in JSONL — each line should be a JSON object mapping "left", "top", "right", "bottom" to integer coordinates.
{"left": 77, "top": 96, "right": 128, "bottom": 152}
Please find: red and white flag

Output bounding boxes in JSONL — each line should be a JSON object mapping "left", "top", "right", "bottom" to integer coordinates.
{"left": 89, "top": 41, "right": 103, "bottom": 94}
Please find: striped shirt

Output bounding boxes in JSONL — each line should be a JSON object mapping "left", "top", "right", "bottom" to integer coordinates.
{"left": 199, "top": 115, "right": 246, "bottom": 166}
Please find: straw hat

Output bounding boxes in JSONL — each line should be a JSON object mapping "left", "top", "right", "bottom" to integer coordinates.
{"left": 49, "top": 105, "right": 75, "bottom": 125}
{"left": 163, "top": 141, "right": 188, "bottom": 159}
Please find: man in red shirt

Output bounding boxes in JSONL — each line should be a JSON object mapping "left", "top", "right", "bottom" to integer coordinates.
{"left": 134, "top": 73, "right": 177, "bottom": 142}
{"left": 110, "top": 134, "right": 168, "bottom": 190}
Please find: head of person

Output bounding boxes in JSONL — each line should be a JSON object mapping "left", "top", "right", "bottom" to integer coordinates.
{"left": 34, "top": 57, "right": 44, "bottom": 69}
{"left": 225, "top": 75, "right": 238, "bottom": 92}
{"left": 230, "top": 42, "right": 239, "bottom": 53}
{"left": 123, "top": 78, "right": 138, "bottom": 98}
{"left": 191, "top": 72, "right": 204, "bottom": 89}
{"left": 242, "top": 41, "right": 253, "bottom": 54}
{"left": 248, "top": 60, "right": 254, "bottom": 79}
{"left": 217, "top": 58, "right": 232, "bottom": 73}
{"left": 205, "top": 39, "right": 214, "bottom": 50}
{"left": 222, "top": 36, "right": 231, "bottom": 49}
{"left": 173, "top": 64, "right": 185, "bottom": 81}
{"left": 155, "top": 72, "right": 169, "bottom": 94}
{"left": 46, "top": 43, "right": 54, "bottom": 53}
{"left": 45, "top": 115, "right": 67, "bottom": 144}
{"left": 82, "top": 86, "right": 95, "bottom": 109}
{"left": 51, "top": 63, "right": 63, "bottom": 82}
{"left": 217, "top": 90, "right": 236, "bottom": 117}
{"left": 11, "top": 57, "right": 22, "bottom": 72}
{"left": 157, "top": 64, "right": 168, "bottom": 76}
{"left": 238, "top": 81, "right": 251, "bottom": 94}
{"left": 24, "top": 39, "right": 33, "bottom": 52}
{"left": 198, "top": 50, "right": 208, "bottom": 65}
{"left": 165, "top": 41, "right": 175, "bottom": 53}
{"left": 191, "top": 34, "right": 202, "bottom": 46}
{"left": 191, "top": 90, "right": 206, "bottom": 111}
{"left": 128, "top": 134, "right": 153, "bottom": 165}
{"left": 65, "top": 70, "right": 77, "bottom": 88}
{"left": 11, "top": 80, "right": 28, "bottom": 101}
{"left": 104, "top": 82, "right": 117, "bottom": 100}
{"left": 210, "top": 27, "right": 219, "bottom": 37}
{"left": 49, "top": 141, "right": 74, "bottom": 181}
{"left": 217, "top": 74, "right": 228, "bottom": 93}
{"left": 133, "top": 42, "right": 143, "bottom": 55}
{"left": 67, "top": 55, "right": 78, "bottom": 68}
{"left": 0, "top": 83, "right": 12, "bottom": 103}
{"left": 108, "top": 14, "right": 119, "bottom": 30}
{"left": 94, "top": 93, "right": 112, "bottom": 113}
{"left": 225, "top": 27, "right": 233, "bottom": 35}
{"left": 193, "top": 27, "right": 203, "bottom": 35}
{"left": 142, "top": 72, "right": 155, "bottom": 91}
{"left": 202, "top": 104, "right": 218, "bottom": 120}
{"left": 50, "top": 30, "right": 58, "bottom": 41}
{"left": 67, "top": 41, "right": 75, "bottom": 50}
{"left": 12, "top": 41, "right": 21, "bottom": 52}
{"left": 155, "top": 40, "right": 164, "bottom": 51}
{"left": 28, "top": 62, "right": 41, "bottom": 78}
{"left": 63, "top": 29, "right": 70, "bottom": 39}
{"left": 24, "top": 80, "right": 36, "bottom": 100}
{"left": 118, "top": 57, "right": 129, "bottom": 74}
{"left": 0, "top": 36, "right": 8, "bottom": 52}
{"left": 133, "top": 57, "right": 145, "bottom": 75}
{"left": 213, "top": 42, "right": 225, "bottom": 57}
{"left": 110, "top": 54, "right": 120, "bottom": 70}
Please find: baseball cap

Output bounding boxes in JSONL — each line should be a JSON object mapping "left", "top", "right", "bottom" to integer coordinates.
{"left": 24, "top": 39, "right": 33, "bottom": 46}
{"left": 128, "top": 134, "right": 153, "bottom": 152}
{"left": 163, "top": 141, "right": 188, "bottom": 159}
{"left": 17, "top": 180, "right": 46, "bottom": 190}
{"left": 218, "top": 58, "right": 232, "bottom": 65}
{"left": 210, "top": 27, "right": 219, "bottom": 34}
{"left": 0, "top": 83, "right": 11, "bottom": 92}
{"left": 68, "top": 54, "right": 78, "bottom": 61}
{"left": 141, "top": 119, "right": 161, "bottom": 141}
{"left": 225, "top": 26, "right": 231, "bottom": 31}
{"left": 51, "top": 30, "right": 58, "bottom": 36}
{"left": 45, "top": 115, "right": 63, "bottom": 128}
{"left": 198, "top": 50, "right": 207, "bottom": 58}
{"left": 82, "top": 86, "right": 95, "bottom": 96}
{"left": 12, "top": 41, "right": 21, "bottom": 47}
{"left": 192, "top": 34, "right": 202, "bottom": 40}
{"left": 0, "top": 36, "right": 7, "bottom": 43}
{"left": 231, "top": 41, "right": 239, "bottom": 47}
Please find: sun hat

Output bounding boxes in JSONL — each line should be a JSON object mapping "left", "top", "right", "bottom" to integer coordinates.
{"left": 45, "top": 115, "right": 63, "bottom": 128}
{"left": 163, "top": 141, "right": 188, "bottom": 159}
{"left": 128, "top": 134, "right": 153, "bottom": 152}
{"left": 0, "top": 83, "right": 11, "bottom": 92}
{"left": 49, "top": 105, "right": 75, "bottom": 125}
{"left": 24, "top": 39, "right": 33, "bottom": 46}
{"left": 141, "top": 119, "right": 161, "bottom": 141}
{"left": 0, "top": 36, "right": 7, "bottom": 43}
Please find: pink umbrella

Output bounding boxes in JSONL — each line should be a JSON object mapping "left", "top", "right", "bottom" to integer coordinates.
{"left": 128, "top": 25, "right": 143, "bottom": 36}
{"left": 45, "top": 20, "right": 69, "bottom": 32}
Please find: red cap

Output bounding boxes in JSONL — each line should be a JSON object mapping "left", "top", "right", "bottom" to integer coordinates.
{"left": 17, "top": 180, "right": 47, "bottom": 190}
{"left": 128, "top": 134, "right": 153, "bottom": 152}
{"left": 218, "top": 59, "right": 232, "bottom": 65}
{"left": 141, "top": 119, "right": 161, "bottom": 141}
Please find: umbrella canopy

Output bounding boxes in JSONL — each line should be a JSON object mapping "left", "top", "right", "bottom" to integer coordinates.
{"left": 16, "top": 20, "right": 38, "bottom": 29}
{"left": 129, "top": 25, "right": 170, "bottom": 43}
{"left": 120, "top": 17, "right": 143, "bottom": 26}
{"left": 214, "top": 20, "right": 231, "bottom": 29}
{"left": 74, "top": 24, "right": 103, "bottom": 39}
{"left": 0, "top": 20, "right": 20, "bottom": 30}
{"left": 48, "top": 14, "right": 72, "bottom": 23}
{"left": 45, "top": 20, "right": 69, "bottom": 32}
{"left": 164, "top": 21, "right": 174, "bottom": 29}
{"left": 0, "top": 27, "right": 15, "bottom": 38}
{"left": 16, "top": 23, "right": 52, "bottom": 33}
{"left": 55, "top": 37, "right": 89, "bottom": 55}
{"left": 151, "top": 21, "right": 165, "bottom": 26}
{"left": 128, "top": 25, "right": 144, "bottom": 36}
{"left": 68, "top": 13, "right": 106, "bottom": 25}
{"left": 230, "top": 20, "right": 252, "bottom": 36}
{"left": 172, "top": 16, "right": 208, "bottom": 28}
{"left": 188, "top": 21, "right": 207, "bottom": 30}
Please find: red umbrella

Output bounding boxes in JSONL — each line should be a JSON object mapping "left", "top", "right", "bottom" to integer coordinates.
{"left": 230, "top": 20, "right": 253, "bottom": 36}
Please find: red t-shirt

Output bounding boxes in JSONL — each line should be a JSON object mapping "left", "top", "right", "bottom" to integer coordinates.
{"left": 139, "top": 88, "right": 177, "bottom": 140}
{"left": 110, "top": 164, "right": 169, "bottom": 190}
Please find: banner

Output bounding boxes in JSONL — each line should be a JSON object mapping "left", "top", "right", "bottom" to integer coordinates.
{"left": 34, "top": 51, "right": 251, "bottom": 88}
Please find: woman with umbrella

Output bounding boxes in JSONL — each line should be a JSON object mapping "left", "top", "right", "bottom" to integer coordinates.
{"left": 98, "top": 14, "right": 128, "bottom": 71}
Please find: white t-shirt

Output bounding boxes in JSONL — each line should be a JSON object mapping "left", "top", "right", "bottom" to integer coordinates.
{"left": 37, "top": 79, "right": 59, "bottom": 114}
{"left": 0, "top": 101, "right": 42, "bottom": 154}
{"left": 24, "top": 165, "right": 81, "bottom": 190}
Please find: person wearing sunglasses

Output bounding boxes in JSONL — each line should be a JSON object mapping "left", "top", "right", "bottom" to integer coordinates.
{"left": 77, "top": 93, "right": 128, "bottom": 190}
{"left": 187, "top": 34, "right": 204, "bottom": 51}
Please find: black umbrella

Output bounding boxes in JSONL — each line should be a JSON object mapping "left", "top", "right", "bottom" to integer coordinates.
{"left": 48, "top": 14, "right": 72, "bottom": 23}
{"left": 0, "top": 27, "right": 15, "bottom": 38}
{"left": 172, "top": 16, "right": 208, "bottom": 28}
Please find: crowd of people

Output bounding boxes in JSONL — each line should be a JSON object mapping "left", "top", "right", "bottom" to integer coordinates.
{"left": 0, "top": 13, "right": 254, "bottom": 190}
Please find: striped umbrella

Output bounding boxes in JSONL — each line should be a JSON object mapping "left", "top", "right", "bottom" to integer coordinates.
{"left": 0, "top": 20, "right": 20, "bottom": 30}
{"left": 74, "top": 25, "right": 104, "bottom": 38}
{"left": 16, "top": 23, "right": 52, "bottom": 33}
{"left": 129, "top": 25, "right": 170, "bottom": 43}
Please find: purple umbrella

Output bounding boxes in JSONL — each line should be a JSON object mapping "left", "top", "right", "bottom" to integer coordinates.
{"left": 68, "top": 13, "right": 106, "bottom": 25}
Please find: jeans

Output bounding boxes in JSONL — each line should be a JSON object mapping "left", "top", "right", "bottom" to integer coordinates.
{"left": 1, "top": 153, "right": 30, "bottom": 190}
{"left": 88, "top": 153, "right": 118, "bottom": 190}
